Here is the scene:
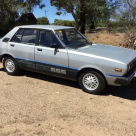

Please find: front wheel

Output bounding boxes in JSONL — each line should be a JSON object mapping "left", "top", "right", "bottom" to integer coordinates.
{"left": 78, "top": 71, "right": 106, "bottom": 94}
{"left": 3, "top": 57, "right": 21, "bottom": 76}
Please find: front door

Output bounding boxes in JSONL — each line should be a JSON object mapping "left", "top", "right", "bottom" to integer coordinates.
{"left": 8, "top": 28, "right": 36, "bottom": 70}
{"left": 35, "top": 29, "right": 68, "bottom": 77}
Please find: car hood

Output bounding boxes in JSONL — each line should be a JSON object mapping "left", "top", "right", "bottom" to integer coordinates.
{"left": 77, "top": 44, "right": 136, "bottom": 65}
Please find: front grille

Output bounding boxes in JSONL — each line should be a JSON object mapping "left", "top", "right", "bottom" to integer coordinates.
{"left": 130, "top": 59, "right": 136, "bottom": 69}
{"left": 124, "top": 61, "right": 136, "bottom": 77}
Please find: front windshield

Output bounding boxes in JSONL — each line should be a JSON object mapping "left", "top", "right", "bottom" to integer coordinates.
{"left": 55, "top": 29, "right": 90, "bottom": 49}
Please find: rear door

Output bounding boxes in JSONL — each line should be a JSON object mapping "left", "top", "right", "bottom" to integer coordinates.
{"left": 8, "top": 28, "right": 36, "bottom": 70}
{"left": 35, "top": 29, "right": 69, "bottom": 77}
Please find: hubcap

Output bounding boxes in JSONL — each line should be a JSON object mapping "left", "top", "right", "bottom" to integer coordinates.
{"left": 5, "top": 59, "right": 15, "bottom": 73}
{"left": 82, "top": 73, "right": 99, "bottom": 91}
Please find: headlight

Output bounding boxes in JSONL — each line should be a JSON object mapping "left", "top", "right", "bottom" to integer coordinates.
{"left": 128, "top": 66, "right": 131, "bottom": 71}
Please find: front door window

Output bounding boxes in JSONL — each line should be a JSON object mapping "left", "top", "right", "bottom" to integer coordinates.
{"left": 39, "top": 30, "right": 61, "bottom": 48}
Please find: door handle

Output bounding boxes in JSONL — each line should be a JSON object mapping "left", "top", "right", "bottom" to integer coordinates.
{"left": 10, "top": 44, "right": 15, "bottom": 47}
{"left": 37, "top": 48, "right": 42, "bottom": 51}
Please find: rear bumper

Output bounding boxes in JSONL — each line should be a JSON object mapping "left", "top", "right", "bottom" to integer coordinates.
{"left": 105, "top": 69, "right": 136, "bottom": 86}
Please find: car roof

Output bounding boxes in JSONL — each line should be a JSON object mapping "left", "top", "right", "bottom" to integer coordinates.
{"left": 16, "top": 25, "right": 75, "bottom": 30}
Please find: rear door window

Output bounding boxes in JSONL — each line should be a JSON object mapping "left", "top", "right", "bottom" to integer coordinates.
{"left": 22, "top": 29, "right": 37, "bottom": 45}
{"left": 10, "top": 29, "right": 37, "bottom": 45}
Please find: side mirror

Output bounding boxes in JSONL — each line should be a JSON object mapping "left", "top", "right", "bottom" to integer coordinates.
{"left": 51, "top": 43, "right": 59, "bottom": 49}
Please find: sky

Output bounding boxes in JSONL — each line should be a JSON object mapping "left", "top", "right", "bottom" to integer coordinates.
{"left": 33, "top": 0, "right": 74, "bottom": 23}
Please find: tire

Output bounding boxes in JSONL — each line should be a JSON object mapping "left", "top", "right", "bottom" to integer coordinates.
{"left": 3, "top": 57, "right": 21, "bottom": 76}
{"left": 78, "top": 71, "right": 106, "bottom": 94}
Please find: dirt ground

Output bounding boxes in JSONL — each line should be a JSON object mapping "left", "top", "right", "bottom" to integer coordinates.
{"left": 0, "top": 62, "right": 136, "bottom": 136}
{"left": 0, "top": 31, "right": 136, "bottom": 136}
{"left": 86, "top": 32, "right": 125, "bottom": 47}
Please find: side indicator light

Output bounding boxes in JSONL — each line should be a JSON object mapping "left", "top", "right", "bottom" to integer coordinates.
{"left": 115, "top": 68, "right": 122, "bottom": 72}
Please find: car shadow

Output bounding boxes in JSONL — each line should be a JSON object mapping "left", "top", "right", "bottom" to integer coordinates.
{"left": 20, "top": 70, "right": 80, "bottom": 89}
{"left": 101, "top": 77, "right": 136, "bottom": 100}
{"left": 1, "top": 68, "right": 136, "bottom": 100}
{"left": 0, "top": 68, "right": 4, "bottom": 71}
{"left": 21, "top": 70, "right": 136, "bottom": 100}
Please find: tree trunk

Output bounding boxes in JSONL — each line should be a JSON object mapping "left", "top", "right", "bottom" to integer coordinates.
{"left": 71, "top": 12, "right": 79, "bottom": 29}
{"left": 80, "top": 24, "right": 85, "bottom": 34}
{"left": 90, "top": 20, "right": 95, "bottom": 29}
{"left": 76, "top": 20, "right": 80, "bottom": 30}
{"left": 79, "top": 0, "right": 86, "bottom": 34}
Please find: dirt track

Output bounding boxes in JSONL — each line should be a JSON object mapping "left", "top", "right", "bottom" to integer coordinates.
{"left": 0, "top": 63, "right": 136, "bottom": 136}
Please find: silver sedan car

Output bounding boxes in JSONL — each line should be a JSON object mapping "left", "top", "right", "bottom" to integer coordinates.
{"left": 0, "top": 25, "right": 136, "bottom": 94}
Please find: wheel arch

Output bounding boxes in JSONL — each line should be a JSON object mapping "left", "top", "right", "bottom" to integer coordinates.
{"left": 76, "top": 67, "right": 107, "bottom": 84}
{"left": 1, "top": 54, "right": 14, "bottom": 62}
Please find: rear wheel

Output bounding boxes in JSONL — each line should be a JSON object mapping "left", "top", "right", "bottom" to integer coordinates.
{"left": 3, "top": 57, "right": 21, "bottom": 76}
{"left": 78, "top": 71, "right": 106, "bottom": 94}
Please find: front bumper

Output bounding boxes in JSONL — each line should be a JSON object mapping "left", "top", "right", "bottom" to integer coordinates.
{"left": 105, "top": 69, "right": 136, "bottom": 86}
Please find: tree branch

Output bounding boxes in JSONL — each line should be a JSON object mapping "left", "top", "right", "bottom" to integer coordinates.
{"left": 127, "top": 0, "right": 134, "bottom": 8}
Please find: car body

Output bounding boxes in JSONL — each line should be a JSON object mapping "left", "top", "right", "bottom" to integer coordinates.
{"left": 0, "top": 25, "right": 136, "bottom": 94}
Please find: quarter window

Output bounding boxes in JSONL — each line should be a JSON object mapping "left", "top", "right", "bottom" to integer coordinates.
{"left": 11, "top": 29, "right": 24, "bottom": 43}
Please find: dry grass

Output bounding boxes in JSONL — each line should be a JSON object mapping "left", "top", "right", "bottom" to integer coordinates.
{"left": 86, "top": 31, "right": 125, "bottom": 47}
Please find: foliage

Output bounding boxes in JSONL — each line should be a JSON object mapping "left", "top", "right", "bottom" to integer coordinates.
{"left": 86, "top": 0, "right": 119, "bottom": 29}
{"left": 0, "top": 0, "right": 18, "bottom": 33}
{"left": 37, "top": 17, "right": 50, "bottom": 25}
{"left": 0, "top": 0, "right": 45, "bottom": 35}
{"left": 111, "top": 0, "right": 136, "bottom": 28}
{"left": 50, "top": 0, "right": 119, "bottom": 34}
{"left": 15, "top": 0, "right": 45, "bottom": 14}
{"left": 53, "top": 19, "right": 76, "bottom": 27}
{"left": 56, "top": 12, "right": 62, "bottom": 15}
{"left": 51, "top": 0, "right": 79, "bottom": 27}
{"left": 54, "top": 19, "right": 60, "bottom": 23}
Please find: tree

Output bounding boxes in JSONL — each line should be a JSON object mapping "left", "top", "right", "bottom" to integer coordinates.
{"left": 0, "top": 0, "right": 45, "bottom": 33}
{"left": 53, "top": 19, "right": 75, "bottom": 26}
{"left": 0, "top": 0, "right": 19, "bottom": 31}
{"left": 85, "top": 0, "right": 108, "bottom": 29}
{"left": 127, "top": 0, "right": 136, "bottom": 8}
{"left": 15, "top": 0, "right": 45, "bottom": 15}
{"left": 37, "top": 17, "right": 50, "bottom": 25}
{"left": 54, "top": 19, "right": 60, "bottom": 23}
{"left": 126, "top": 0, "right": 136, "bottom": 25}
{"left": 50, "top": 0, "right": 119, "bottom": 34}
{"left": 51, "top": 0, "right": 82, "bottom": 32}
{"left": 112, "top": 0, "right": 136, "bottom": 27}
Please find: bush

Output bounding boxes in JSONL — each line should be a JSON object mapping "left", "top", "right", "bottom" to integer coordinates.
{"left": 54, "top": 19, "right": 76, "bottom": 27}
{"left": 37, "top": 17, "right": 50, "bottom": 25}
